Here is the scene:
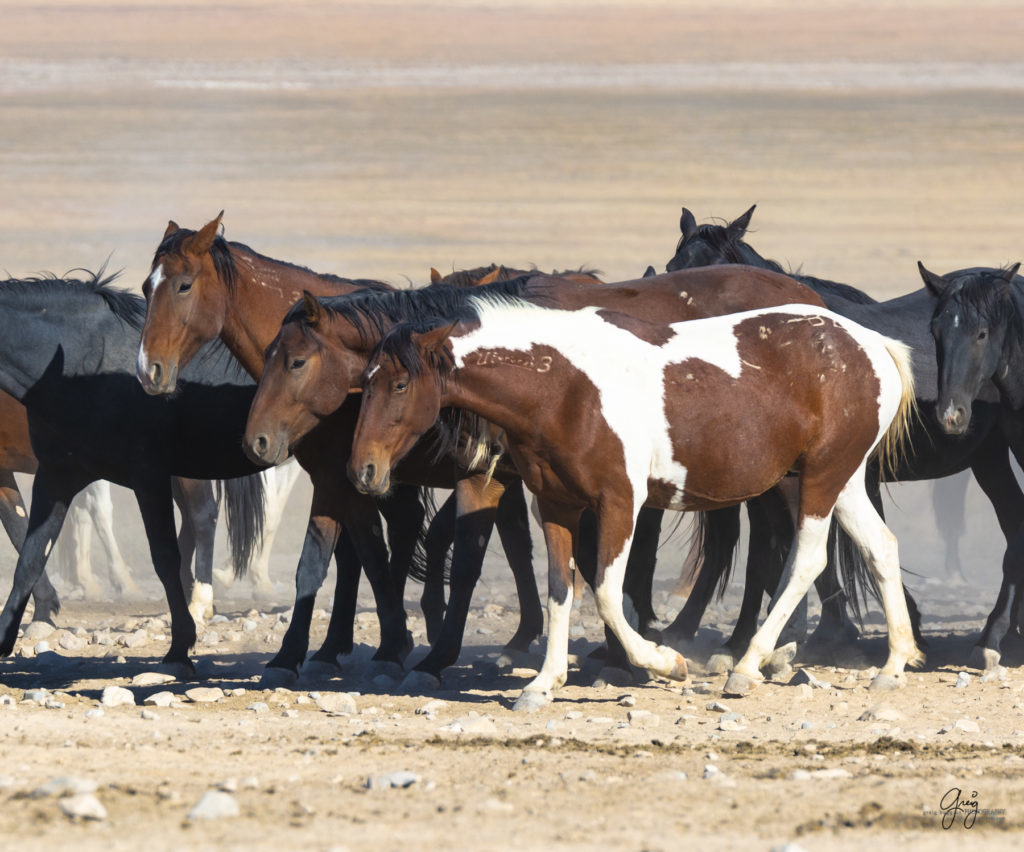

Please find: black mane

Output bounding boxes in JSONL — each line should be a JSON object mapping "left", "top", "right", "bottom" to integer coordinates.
{"left": 287, "top": 276, "right": 537, "bottom": 347}
{"left": 154, "top": 229, "right": 391, "bottom": 293}
{"left": 947, "top": 266, "right": 1024, "bottom": 340}
{"left": 0, "top": 269, "right": 146, "bottom": 329}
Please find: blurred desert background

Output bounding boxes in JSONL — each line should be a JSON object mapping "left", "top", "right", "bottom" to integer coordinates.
{"left": 3, "top": 0, "right": 1023, "bottom": 599}
{"left": 4, "top": 3, "right": 1024, "bottom": 850}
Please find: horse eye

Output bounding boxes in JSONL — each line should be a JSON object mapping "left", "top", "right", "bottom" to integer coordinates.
{"left": 177, "top": 280, "right": 192, "bottom": 294}
{"left": 393, "top": 380, "right": 409, "bottom": 393}
{"left": 289, "top": 358, "right": 306, "bottom": 371}
{"left": 978, "top": 329, "right": 988, "bottom": 341}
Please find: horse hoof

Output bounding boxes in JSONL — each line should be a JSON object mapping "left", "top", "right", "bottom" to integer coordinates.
{"left": 299, "top": 659, "right": 340, "bottom": 682}
{"left": 763, "top": 641, "right": 798, "bottom": 677}
{"left": 968, "top": 645, "right": 1001, "bottom": 672}
{"left": 705, "top": 651, "right": 735, "bottom": 675}
{"left": 869, "top": 673, "right": 905, "bottom": 692}
{"left": 366, "top": 659, "right": 404, "bottom": 682}
{"left": 402, "top": 669, "right": 442, "bottom": 693}
{"left": 260, "top": 666, "right": 299, "bottom": 688}
{"left": 592, "top": 665, "right": 635, "bottom": 689}
{"left": 156, "top": 660, "right": 196, "bottom": 682}
{"left": 666, "top": 651, "right": 688, "bottom": 681}
{"left": 513, "top": 690, "right": 551, "bottom": 712}
{"left": 722, "top": 672, "right": 758, "bottom": 697}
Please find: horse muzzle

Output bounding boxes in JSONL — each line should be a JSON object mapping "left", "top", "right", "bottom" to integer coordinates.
{"left": 136, "top": 354, "right": 179, "bottom": 396}
{"left": 244, "top": 431, "right": 290, "bottom": 467}
{"left": 349, "top": 459, "right": 390, "bottom": 496}
{"left": 938, "top": 399, "right": 970, "bottom": 436}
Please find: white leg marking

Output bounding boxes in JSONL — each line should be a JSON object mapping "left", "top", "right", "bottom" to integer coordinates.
{"left": 734, "top": 514, "right": 832, "bottom": 679}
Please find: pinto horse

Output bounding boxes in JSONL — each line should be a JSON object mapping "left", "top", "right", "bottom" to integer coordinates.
{"left": 922, "top": 261, "right": 1024, "bottom": 668}
{"left": 349, "top": 297, "right": 922, "bottom": 707}
{"left": 0, "top": 272, "right": 265, "bottom": 675}
{"left": 666, "top": 204, "right": 1024, "bottom": 671}
{"left": 242, "top": 265, "right": 862, "bottom": 683}
{"left": 136, "top": 215, "right": 545, "bottom": 678}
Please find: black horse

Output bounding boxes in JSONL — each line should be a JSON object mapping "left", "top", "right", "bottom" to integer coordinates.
{"left": 668, "top": 205, "right": 1024, "bottom": 672}
{"left": 0, "top": 272, "right": 266, "bottom": 674}
{"left": 922, "top": 261, "right": 1024, "bottom": 669}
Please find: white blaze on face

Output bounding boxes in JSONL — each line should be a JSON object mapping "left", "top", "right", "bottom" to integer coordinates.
{"left": 137, "top": 264, "right": 166, "bottom": 378}
{"left": 366, "top": 364, "right": 381, "bottom": 382}
{"left": 148, "top": 263, "right": 166, "bottom": 297}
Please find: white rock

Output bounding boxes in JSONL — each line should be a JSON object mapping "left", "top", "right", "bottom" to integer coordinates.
{"left": 131, "top": 671, "right": 176, "bottom": 687}
{"left": 144, "top": 691, "right": 176, "bottom": 707}
{"left": 185, "top": 687, "right": 224, "bottom": 703}
{"left": 315, "top": 693, "right": 357, "bottom": 716}
{"left": 59, "top": 793, "right": 107, "bottom": 821}
{"left": 365, "top": 771, "right": 419, "bottom": 790}
{"left": 416, "top": 699, "right": 448, "bottom": 716}
{"left": 858, "top": 705, "right": 902, "bottom": 723}
{"left": 100, "top": 686, "right": 136, "bottom": 707}
{"left": 58, "top": 633, "right": 84, "bottom": 651}
{"left": 954, "top": 671, "right": 971, "bottom": 689}
{"left": 32, "top": 776, "right": 98, "bottom": 798}
{"left": 22, "top": 689, "right": 48, "bottom": 703}
{"left": 23, "top": 621, "right": 55, "bottom": 641}
{"left": 454, "top": 713, "right": 498, "bottom": 736}
{"left": 33, "top": 641, "right": 51, "bottom": 655}
{"left": 246, "top": 702, "right": 269, "bottom": 713}
{"left": 187, "top": 790, "right": 240, "bottom": 820}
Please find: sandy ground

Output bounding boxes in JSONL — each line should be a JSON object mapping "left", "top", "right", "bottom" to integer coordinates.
{"left": 3, "top": 1, "right": 1024, "bottom": 849}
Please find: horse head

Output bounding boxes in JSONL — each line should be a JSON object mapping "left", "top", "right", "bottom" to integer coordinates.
{"left": 666, "top": 204, "right": 757, "bottom": 271}
{"left": 137, "top": 211, "right": 228, "bottom": 394}
{"left": 923, "top": 261, "right": 1023, "bottom": 434}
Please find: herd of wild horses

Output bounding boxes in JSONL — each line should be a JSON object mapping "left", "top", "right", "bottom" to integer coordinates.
{"left": 1, "top": 204, "right": 1022, "bottom": 708}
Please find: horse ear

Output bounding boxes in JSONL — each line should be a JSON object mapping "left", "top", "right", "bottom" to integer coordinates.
{"left": 164, "top": 220, "right": 179, "bottom": 239}
{"left": 728, "top": 205, "right": 756, "bottom": 238}
{"left": 475, "top": 267, "right": 502, "bottom": 287}
{"left": 416, "top": 322, "right": 457, "bottom": 354}
{"left": 1000, "top": 262, "right": 1021, "bottom": 284}
{"left": 301, "top": 290, "right": 323, "bottom": 327}
{"left": 430, "top": 268, "right": 442, "bottom": 284}
{"left": 188, "top": 211, "right": 224, "bottom": 256}
{"left": 679, "top": 207, "right": 698, "bottom": 239}
{"left": 642, "top": 265, "right": 657, "bottom": 278}
{"left": 918, "top": 261, "right": 950, "bottom": 296}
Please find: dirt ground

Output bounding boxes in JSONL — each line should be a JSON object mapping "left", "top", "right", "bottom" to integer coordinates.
{"left": 3, "top": 1, "right": 1024, "bottom": 849}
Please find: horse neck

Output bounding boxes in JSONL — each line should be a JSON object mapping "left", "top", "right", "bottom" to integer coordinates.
{"left": 223, "top": 247, "right": 363, "bottom": 376}
{"left": 0, "top": 292, "right": 131, "bottom": 399}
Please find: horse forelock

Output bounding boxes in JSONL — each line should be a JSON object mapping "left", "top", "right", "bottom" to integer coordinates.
{"left": 946, "top": 267, "right": 1023, "bottom": 339}
{"left": 154, "top": 229, "right": 239, "bottom": 290}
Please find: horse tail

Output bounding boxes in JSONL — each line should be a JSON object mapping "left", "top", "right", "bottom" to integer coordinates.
{"left": 694, "top": 505, "right": 741, "bottom": 601}
{"left": 218, "top": 473, "right": 266, "bottom": 578}
{"left": 873, "top": 337, "right": 918, "bottom": 480}
{"left": 404, "top": 486, "right": 435, "bottom": 584}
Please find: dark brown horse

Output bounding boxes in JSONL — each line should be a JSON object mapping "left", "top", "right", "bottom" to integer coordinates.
{"left": 135, "top": 215, "right": 544, "bottom": 679}
{"left": 349, "top": 297, "right": 922, "bottom": 707}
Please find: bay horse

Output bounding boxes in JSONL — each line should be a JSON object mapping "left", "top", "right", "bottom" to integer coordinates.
{"left": 922, "top": 261, "right": 1024, "bottom": 669}
{"left": 349, "top": 297, "right": 922, "bottom": 707}
{"left": 0, "top": 271, "right": 265, "bottom": 675}
{"left": 242, "top": 265, "right": 858, "bottom": 684}
{"left": 667, "top": 204, "right": 1024, "bottom": 671}
{"left": 135, "top": 215, "right": 542, "bottom": 679}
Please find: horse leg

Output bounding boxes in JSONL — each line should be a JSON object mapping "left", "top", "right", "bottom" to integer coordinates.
{"left": 934, "top": 473, "right": 969, "bottom": 583}
{"left": 515, "top": 500, "right": 581, "bottom": 711}
{"left": 587, "top": 501, "right": 687, "bottom": 683}
{"left": 173, "top": 478, "right": 217, "bottom": 624}
{"left": 0, "top": 469, "right": 61, "bottom": 627}
{"left": 831, "top": 478, "right": 923, "bottom": 687}
{"left": 307, "top": 528, "right": 362, "bottom": 667}
{"left": 420, "top": 492, "right": 457, "bottom": 644}
{"left": 0, "top": 469, "right": 81, "bottom": 656}
{"left": 406, "top": 474, "right": 503, "bottom": 688}
{"left": 662, "top": 505, "right": 741, "bottom": 645}
{"left": 494, "top": 479, "right": 543, "bottom": 660}
{"left": 134, "top": 480, "right": 196, "bottom": 676}
{"left": 60, "top": 498, "right": 101, "bottom": 598}
{"left": 379, "top": 483, "right": 426, "bottom": 607}
{"left": 85, "top": 480, "right": 139, "bottom": 597}
{"left": 264, "top": 493, "right": 341, "bottom": 678}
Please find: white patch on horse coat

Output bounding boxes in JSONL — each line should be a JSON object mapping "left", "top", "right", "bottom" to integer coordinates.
{"left": 366, "top": 364, "right": 381, "bottom": 381}
{"left": 148, "top": 263, "right": 165, "bottom": 296}
{"left": 15, "top": 505, "right": 25, "bottom": 518}
{"left": 44, "top": 539, "right": 52, "bottom": 557}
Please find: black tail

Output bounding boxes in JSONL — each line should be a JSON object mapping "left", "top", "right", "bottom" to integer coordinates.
{"left": 218, "top": 473, "right": 266, "bottom": 578}
{"left": 378, "top": 484, "right": 434, "bottom": 585}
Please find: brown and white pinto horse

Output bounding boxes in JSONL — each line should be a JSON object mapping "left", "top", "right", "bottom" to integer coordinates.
{"left": 349, "top": 297, "right": 923, "bottom": 707}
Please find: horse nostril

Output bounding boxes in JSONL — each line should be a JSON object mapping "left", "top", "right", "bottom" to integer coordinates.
{"left": 363, "top": 463, "right": 375, "bottom": 484}
{"left": 253, "top": 435, "right": 268, "bottom": 458}
{"left": 148, "top": 362, "right": 162, "bottom": 386}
